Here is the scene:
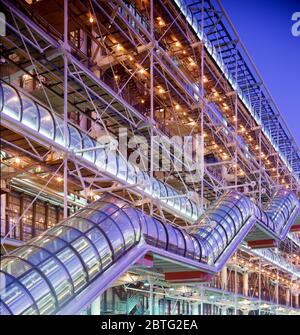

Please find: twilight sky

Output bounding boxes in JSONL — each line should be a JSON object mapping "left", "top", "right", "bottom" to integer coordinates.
{"left": 221, "top": 0, "right": 300, "bottom": 147}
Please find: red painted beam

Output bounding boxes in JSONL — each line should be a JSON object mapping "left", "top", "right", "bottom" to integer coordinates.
{"left": 290, "top": 225, "right": 300, "bottom": 232}
{"left": 247, "top": 239, "right": 276, "bottom": 249}
{"left": 135, "top": 254, "right": 154, "bottom": 267}
{"left": 165, "top": 271, "right": 212, "bottom": 283}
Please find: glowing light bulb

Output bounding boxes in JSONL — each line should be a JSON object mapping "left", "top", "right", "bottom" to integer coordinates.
{"left": 139, "top": 68, "right": 146, "bottom": 75}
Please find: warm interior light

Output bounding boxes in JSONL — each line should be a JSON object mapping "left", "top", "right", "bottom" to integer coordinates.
{"left": 89, "top": 16, "right": 94, "bottom": 23}
{"left": 157, "top": 17, "right": 165, "bottom": 27}
{"left": 115, "top": 43, "right": 123, "bottom": 51}
{"left": 175, "top": 104, "right": 180, "bottom": 110}
{"left": 15, "top": 157, "right": 21, "bottom": 164}
{"left": 57, "top": 176, "right": 63, "bottom": 183}
{"left": 139, "top": 68, "right": 146, "bottom": 75}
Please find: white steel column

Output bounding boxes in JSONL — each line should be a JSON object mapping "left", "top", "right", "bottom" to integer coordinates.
{"left": 221, "top": 266, "right": 227, "bottom": 290}
{"left": 63, "top": 0, "right": 68, "bottom": 219}
{"left": 285, "top": 288, "right": 290, "bottom": 306}
{"left": 200, "top": 285, "right": 204, "bottom": 315}
{"left": 149, "top": 0, "right": 154, "bottom": 216}
{"left": 91, "top": 295, "right": 102, "bottom": 315}
{"left": 192, "top": 301, "right": 198, "bottom": 315}
{"left": 149, "top": 276, "right": 153, "bottom": 315}
{"left": 0, "top": 191, "right": 6, "bottom": 236}
{"left": 243, "top": 271, "right": 249, "bottom": 297}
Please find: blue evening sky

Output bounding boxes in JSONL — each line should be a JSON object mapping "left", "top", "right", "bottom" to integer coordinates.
{"left": 221, "top": 0, "right": 300, "bottom": 147}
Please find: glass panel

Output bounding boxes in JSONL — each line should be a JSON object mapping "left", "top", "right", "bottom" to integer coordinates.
{"left": 121, "top": 207, "right": 141, "bottom": 242}
{"left": 71, "top": 236, "right": 100, "bottom": 279}
{"left": 0, "top": 257, "right": 32, "bottom": 278}
{"left": 86, "top": 228, "right": 112, "bottom": 271}
{"left": 20, "top": 94, "right": 39, "bottom": 131}
{"left": 39, "top": 257, "right": 73, "bottom": 304}
{"left": 82, "top": 136, "right": 96, "bottom": 163}
{"left": 13, "top": 246, "right": 51, "bottom": 266}
{"left": 154, "top": 219, "right": 167, "bottom": 249}
{"left": 191, "top": 235, "right": 201, "bottom": 261}
{"left": 0, "top": 302, "right": 11, "bottom": 315}
{"left": 49, "top": 226, "right": 81, "bottom": 243}
{"left": 174, "top": 228, "right": 185, "bottom": 255}
{"left": 39, "top": 106, "right": 55, "bottom": 140}
{"left": 2, "top": 84, "right": 21, "bottom": 121}
{"left": 165, "top": 225, "right": 178, "bottom": 252}
{"left": 98, "top": 215, "right": 124, "bottom": 257}
{"left": 166, "top": 187, "right": 175, "bottom": 207}
{"left": 63, "top": 217, "right": 94, "bottom": 233}
{"left": 32, "top": 235, "right": 66, "bottom": 254}
{"left": 56, "top": 247, "right": 86, "bottom": 293}
{"left": 54, "top": 116, "right": 69, "bottom": 147}
{"left": 142, "top": 216, "right": 158, "bottom": 246}
{"left": 0, "top": 281, "right": 37, "bottom": 315}
{"left": 116, "top": 155, "right": 128, "bottom": 181}
{"left": 110, "top": 209, "right": 135, "bottom": 249}
{"left": 183, "top": 233, "right": 195, "bottom": 259}
{"left": 213, "top": 209, "right": 235, "bottom": 238}
{"left": 174, "top": 194, "right": 182, "bottom": 212}
{"left": 127, "top": 163, "right": 137, "bottom": 185}
{"left": 69, "top": 125, "right": 82, "bottom": 151}
{"left": 95, "top": 148, "right": 107, "bottom": 170}
{"left": 106, "top": 150, "right": 117, "bottom": 175}
{"left": 20, "top": 270, "right": 56, "bottom": 315}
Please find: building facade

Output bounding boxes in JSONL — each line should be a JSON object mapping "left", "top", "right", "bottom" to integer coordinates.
{"left": 0, "top": 0, "right": 299, "bottom": 315}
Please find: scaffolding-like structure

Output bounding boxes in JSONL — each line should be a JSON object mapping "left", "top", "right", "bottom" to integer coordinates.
{"left": 0, "top": 0, "right": 299, "bottom": 315}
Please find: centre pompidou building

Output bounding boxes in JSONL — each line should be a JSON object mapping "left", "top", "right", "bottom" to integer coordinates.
{"left": 0, "top": 0, "right": 299, "bottom": 315}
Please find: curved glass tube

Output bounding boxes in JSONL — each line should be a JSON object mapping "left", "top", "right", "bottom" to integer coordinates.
{"left": 193, "top": 191, "right": 254, "bottom": 263}
{"left": 265, "top": 189, "right": 299, "bottom": 235}
{"left": 0, "top": 189, "right": 299, "bottom": 315}
{"left": 0, "top": 81, "right": 199, "bottom": 223}
{"left": 3, "top": 81, "right": 296, "bottom": 231}
{"left": 0, "top": 195, "right": 142, "bottom": 315}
